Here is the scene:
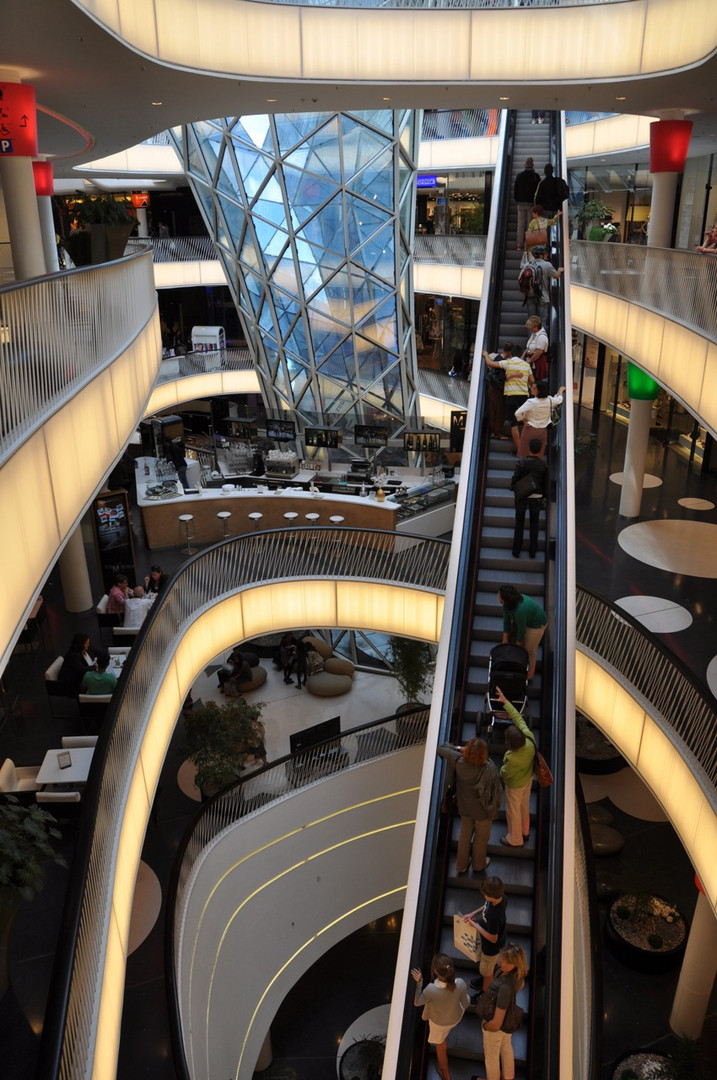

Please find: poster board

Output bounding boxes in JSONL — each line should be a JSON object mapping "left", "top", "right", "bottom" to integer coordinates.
{"left": 92, "top": 489, "right": 137, "bottom": 593}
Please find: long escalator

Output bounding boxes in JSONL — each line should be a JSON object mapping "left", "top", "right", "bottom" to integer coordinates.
{"left": 394, "top": 110, "right": 572, "bottom": 1080}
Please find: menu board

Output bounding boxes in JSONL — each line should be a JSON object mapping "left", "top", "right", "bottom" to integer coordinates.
{"left": 450, "top": 411, "right": 467, "bottom": 453}
{"left": 354, "top": 425, "right": 388, "bottom": 448}
{"left": 92, "top": 489, "right": 136, "bottom": 593}
{"left": 266, "top": 418, "right": 296, "bottom": 442}
{"left": 404, "top": 431, "right": 441, "bottom": 452}
{"left": 304, "top": 427, "right": 341, "bottom": 449}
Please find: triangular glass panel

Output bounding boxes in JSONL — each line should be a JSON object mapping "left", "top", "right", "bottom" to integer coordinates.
{"left": 232, "top": 115, "right": 274, "bottom": 153}
{"left": 357, "top": 296, "right": 398, "bottom": 351}
{"left": 274, "top": 113, "right": 331, "bottom": 156}
{"left": 352, "top": 221, "right": 395, "bottom": 278}
{"left": 294, "top": 236, "right": 343, "bottom": 295}
{"left": 285, "top": 116, "right": 342, "bottom": 179}
{"left": 250, "top": 173, "right": 288, "bottom": 228}
{"left": 344, "top": 193, "right": 391, "bottom": 253}
{"left": 295, "top": 195, "right": 345, "bottom": 255}
{"left": 230, "top": 143, "right": 273, "bottom": 200}
{"left": 347, "top": 148, "right": 394, "bottom": 209}
{"left": 216, "top": 192, "right": 244, "bottom": 247}
{"left": 341, "top": 117, "right": 390, "bottom": 183}
{"left": 285, "top": 170, "right": 341, "bottom": 230}
{"left": 345, "top": 110, "right": 394, "bottom": 137}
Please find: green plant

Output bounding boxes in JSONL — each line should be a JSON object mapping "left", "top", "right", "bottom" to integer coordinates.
{"left": 576, "top": 197, "right": 613, "bottom": 228}
{"left": 0, "top": 796, "right": 67, "bottom": 911}
{"left": 588, "top": 225, "right": 607, "bottom": 242}
{"left": 183, "top": 698, "right": 266, "bottom": 795}
{"left": 648, "top": 933, "right": 664, "bottom": 949}
{"left": 70, "top": 192, "right": 136, "bottom": 226}
{"left": 388, "top": 636, "right": 433, "bottom": 705}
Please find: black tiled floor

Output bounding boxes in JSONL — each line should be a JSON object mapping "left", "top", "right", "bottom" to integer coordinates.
{"left": 2, "top": 406, "right": 717, "bottom": 1078}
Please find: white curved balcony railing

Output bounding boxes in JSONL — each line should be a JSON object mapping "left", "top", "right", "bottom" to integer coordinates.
{"left": 125, "top": 236, "right": 215, "bottom": 263}
{"left": 413, "top": 234, "right": 486, "bottom": 264}
{"left": 42, "top": 527, "right": 449, "bottom": 1080}
{"left": 0, "top": 251, "right": 157, "bottom": 463}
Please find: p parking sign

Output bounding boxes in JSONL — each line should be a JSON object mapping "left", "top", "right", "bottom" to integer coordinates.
{"left": 0, "top": 82, "right": 38, "bottom": 157}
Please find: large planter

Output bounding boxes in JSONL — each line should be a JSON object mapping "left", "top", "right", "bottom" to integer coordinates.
{"left": 90, "top": 223, "right": 134, "bottom": 264}
{"left": 576, "top": 714, "right": 626, "bottom": 774}
{"left": 605, "top": 894, "right": 687, "bottom": 973}
{"left": 611, "top": 1050, "right": 675, "bottom": 1080}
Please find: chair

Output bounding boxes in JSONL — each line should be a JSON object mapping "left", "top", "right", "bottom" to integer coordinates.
{"left": 248, "top": 512, "right": 263, "bottom": 531}
{"left": 112, "top": 626, "right": 140, "bottom": 643}
{"left": 217, "top": 510, "right": 232, "bottom": 538}
{"left": 36, "top": 790, "right": 82, "bottom": 804}
{"left": 0, "top": 757, "right": 41, "bottom": 793}
{"left": 45, "top": 656, "right": 79, "bottom": 720}
{"left": 96, "top": 593, "right": 117, "bottom": 645}
{"left": 78, "top": 694, "right": 112, "bottom": 730}
{"left": 61, "top": 735, "right": 98, "bottom": 749}
{"left": 178, "top": 513, "right": 196, "bottom": 555}
{"left": 36, "top": 790, "right": 83, "bottom": 823}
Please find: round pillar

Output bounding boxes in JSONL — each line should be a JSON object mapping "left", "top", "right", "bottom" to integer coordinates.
{"left": 59, "top": 526, "right": 94, "bottom": 613}
{"left": 618, "top": 398, "right": 652, "bottom": 518}
{"left": 647, "top": 119, "right": 692, "bottom": 249}
{"left": 136, "top": 207, "right": 149, "bottom": 238}
{"left": 0, "top": 155, "right": 46, "bottom": 280}
{"left": 670, "top": 886, "right": 717, "bottom": 1038}
{"left": 37, "top": 196, "right": 60, "bottom": 273}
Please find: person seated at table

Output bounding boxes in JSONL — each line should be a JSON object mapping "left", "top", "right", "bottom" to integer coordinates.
{"left": 124, "top": 586, "right": 154, "bottom": 629}
{"left": 80, "top": 650, "right": 118, "bottom": 696}
{"left": 144, "top": 565, "right": 168, "bottom": 595}
{"left": 218, "top": 646, "right": 253, "bottom": 692}
{"left": 59, "top": 633, "right": 97, "bottom": 694}
{"left": 107, "top": 574, "right": 131, "bottom": 620}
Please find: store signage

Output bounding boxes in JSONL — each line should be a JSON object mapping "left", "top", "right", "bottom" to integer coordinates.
{"left": 0, "top": 82, "right": 38, "bottom": 156}
{"left": 417, "top": 175, "right": 438, "bottom": 189}
{"left": 32, "top": 160, "right": 53, "bottom": 196}
{"left": 132, "top": 192, "right": 150, "bottom": 208}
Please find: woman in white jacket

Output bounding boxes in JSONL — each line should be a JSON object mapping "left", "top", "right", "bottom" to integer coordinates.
{"left": 515, "top": 380, "right": 565, "bottom": 458}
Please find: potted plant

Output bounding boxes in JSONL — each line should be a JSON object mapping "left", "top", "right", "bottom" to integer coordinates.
{"left": 388, "top": 636, "right": 433, "bottom": 740}
{"left": 183, "top": 698, "right": 266, "bottom": 799}
{"left": 0, "top": 796, "right": 67, "bottom": 994}
{"left": 576, "top": 197, "right": 613, "bottom": 239}
{"left": 605, "top": 875, "right": 688, "bottom": 974}
{"left": 611, "top": 1036, "right": 698, "bottom": 1080}
{"left": 576, "top": 713, "right": 626, "bottom": 774}
{"left": 339, "top": 1033, "right": 386, "bottom": 1080}
{"left": 63, "top": 192, "right": 136, "bottom": 266}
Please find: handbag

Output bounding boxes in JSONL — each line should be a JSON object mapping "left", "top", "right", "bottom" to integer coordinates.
{"left": 525, "top": 227, "right": 547, "bottom": 249}
{"left": 512, "top": 470, "right": 542, "bottom": 501}
{"left": 441, "top": 785, "right": 457, "bottom": 815}
{"left": 475, "top": 991, "right": 496, "bottom": 1021}
{"left": 475, "top": 986, "right": 524, "bottom": 1032}
{"left": 527, "top": 733, "right": 554, "bottom": 787}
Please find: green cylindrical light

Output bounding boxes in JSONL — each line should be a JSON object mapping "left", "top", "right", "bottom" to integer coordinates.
{"left": 627, "top": 362, "right": 660, "bottom": 400}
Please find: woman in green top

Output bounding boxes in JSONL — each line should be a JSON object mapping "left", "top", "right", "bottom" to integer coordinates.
{"left": 498, "top": 584, "right": 547, "bottom": 680}
{"left": 495, "top": 687, "right": 535, "bottom": 847}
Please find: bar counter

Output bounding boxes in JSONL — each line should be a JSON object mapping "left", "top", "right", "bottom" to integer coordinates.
{"left": 137, "top": 479, "right": 397, "bottom": 549}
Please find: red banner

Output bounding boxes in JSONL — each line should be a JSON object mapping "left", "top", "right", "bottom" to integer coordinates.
{"left": 0, "top": 82, "right": 38, "bottom": 157}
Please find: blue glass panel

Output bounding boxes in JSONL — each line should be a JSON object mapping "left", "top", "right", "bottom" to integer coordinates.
{"left": 242, "top": 268, "right": 265, "bottom": 308}
{"left": 295, "top": 194, "right": 345, "bottom": 255}
{"left": 232, "top": 116, "right": 273, "bottom": 153}
{"left": 230, "top": 143, "right": 273, "bottom": 200}
{"left": 346, "top": 110, "right": 393, "bottom": 136}
{"left": 355, "top": 222, "right": 395, "bottom": 278}
{"left": 347, "top": 148, "right": 394, "bottom": 209}
{"left": 294, "top": 237, "right": 342, "bottom": 296}
{"left": 284, "top": 116, "right": 341, "bottom": 182}
{"left": 357, "top": 296, "right": 398, "bottom": 352}
{"left": 252, "top": 216, "right": 287, "bottom": 261}
{"left": 274, "top": 113, "right": 334, "bottom": 155}
{"left": 345, "top": 193, "right": 391, "bottom": 252}
{"left": 319, "top": 338, "right": 356, "bottom": 383}
{"left": 257, "top": 302, "right": 274, "bottom": 334}
{"left": 215, "top": 193, "right": 244, "bottom": 247}
{"left": 311, "top": 321, "right": 347, "bottom": 364}
{"left": 251, "top": 173, "right": 288, "bottom": 228}
{"left": 239, "top": 230, "right": 262, "bottom": 273}
{"left": 340, "top": 116, "right": 389, "bottom": 183}
{"left": 284, "top": 321, "right": 309, "bottom": 357}
{"left": 285, "top": 168, "right": 341, "bottom": 230}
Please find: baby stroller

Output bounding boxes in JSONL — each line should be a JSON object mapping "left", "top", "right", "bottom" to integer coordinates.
{"left": 481, "top": 643, "right": 529, "bottom": 738}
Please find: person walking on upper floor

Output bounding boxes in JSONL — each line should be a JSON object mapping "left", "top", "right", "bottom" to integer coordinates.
{"left": 494, "top": 686, "right": 536, "bottom": 847}
{"left": 534, "top": 163, "right": 570, "bottom": 217}
{"left": 497, "top": 584, "right": 547, "bottom": 680}
{"left": 513, "top": 157, "right": 540, "bottom": 251}
{"left": 438, "top": 738, "right": 503, "bottom": 874}
{"left": 510, "top": 438, "right": 549, "bottom": 560}
{"left": 411, "top": 953, "right": 470, "bottom": 1080}
{"left": 483, "top": 349, "right": 536, "bottom": 454}
{"left": 524, "top": 245, "right": 564, "bottom": 326}
{"left": 515, "top": 381, "right": 565, "bottom": 459}
{"left": 521, "top": 315, "right": 549, "bottom": 382}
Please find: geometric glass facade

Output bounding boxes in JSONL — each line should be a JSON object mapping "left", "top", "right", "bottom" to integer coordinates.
{"left": 174, "top": 111, "right": 421, "bottom": 436}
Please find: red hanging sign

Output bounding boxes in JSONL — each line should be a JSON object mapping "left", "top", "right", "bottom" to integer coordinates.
{"left": 0, "top": 82, "right": 38, "bottom": 157}
{"left": 132, "top": 192, "right": 150, "bottom": 208}
{"left": 33, "top": 160, "right": 54, "bottom": 196}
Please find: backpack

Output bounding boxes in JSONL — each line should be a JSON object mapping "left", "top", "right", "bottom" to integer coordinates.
{"left": 518, "top": 260, "right": 542, "bottom": 306}
{"left": 474, "top": 764, "right": 504, "bottom": 819}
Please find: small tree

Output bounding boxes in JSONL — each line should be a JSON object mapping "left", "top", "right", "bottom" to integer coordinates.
{"left": 576, "top": 197, "right": 613, "bottom": 234}
{"left": 0, "top": 796, "right": 67, "bottom": 912}
{"left": 183, "top": 698, "right": 266, "bottom": 796}
{"left": 388, "top": 636, "right": 433, "bottom": 706}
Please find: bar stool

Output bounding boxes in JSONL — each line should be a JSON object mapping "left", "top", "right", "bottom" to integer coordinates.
{"left": 283, "top": 511, "right": 299, "bottom": 527}
{"left": 248, "top": 512, "right": 263, "bottom": 531}
{"left": 329, "top": 515, "right": 345, "bottom": 526}
{"left": 217, "top": 510, "right": 232, "bottom": 539}
{"left": 178, "top": 514, "right": 196, "bottom": 555}
{"left": 305, "top": 512, "right": 320, "bottom": 526}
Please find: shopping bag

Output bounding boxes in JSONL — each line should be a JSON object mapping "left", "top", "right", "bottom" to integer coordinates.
{"left": 453, "top": 914, "right": 481, "bottom": 962}
{"left": 534, "top": 750, "right": 554, "bottom": 788}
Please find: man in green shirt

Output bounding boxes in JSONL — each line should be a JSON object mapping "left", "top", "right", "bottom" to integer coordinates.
{"left": 80, "top": 651, "right": 118, "bottom": 696}
{"left": 497, "top": 584, "right": 547, "bottom": 680}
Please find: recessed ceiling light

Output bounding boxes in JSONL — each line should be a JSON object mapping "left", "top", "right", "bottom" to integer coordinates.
{"left": 615, "top": 96, "right": 627, "bottom": 101}
{"left": 267, "top": 98, "right": 277, "bottom": 103}
{"left": 151, "top": 101, "right": 162, "bottom": 106}
{"left": 499, "top": 97, "right": 509, "bottom": 101}
{"left": 383, "top": 97, "right": 391, "bottom": 101}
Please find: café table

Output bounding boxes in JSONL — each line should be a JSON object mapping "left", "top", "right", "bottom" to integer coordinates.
{"left": 37, "top": 747, "right": 95, "bottom": 788}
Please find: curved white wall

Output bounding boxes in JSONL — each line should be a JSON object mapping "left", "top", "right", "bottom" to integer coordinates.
{"left": 179, "top": 749, "right": 423, "bottom": 1079}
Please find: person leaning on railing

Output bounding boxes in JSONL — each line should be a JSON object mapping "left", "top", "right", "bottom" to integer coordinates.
{"left": 695, "top": 226, "right": 717, "bottom": 253}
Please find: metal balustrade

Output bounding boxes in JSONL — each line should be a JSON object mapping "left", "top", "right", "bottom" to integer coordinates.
{"left": 0, "top": 250, "right": 156, "bottom": 463}
{"left": 154, "top": 346, "right": 254, "bottom": 383}
{"left": 570, "top": 240, "right": 717, "bottom": 343}
{"left": 41, "top": 527, "right": 449, "bottom": 1080}
{"left": 125, "top": 235, "right": 216, "bottom": 263}
{"left": 576, "top": 585, "right": 717, "bottom": 793}
{"left": 250, "top": 0, "right": 623, "bottom": 8}
{"left": 413, "top": 233, "right": 487, "bottom": 265}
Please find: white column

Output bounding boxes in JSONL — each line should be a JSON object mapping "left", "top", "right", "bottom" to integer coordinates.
{"left": 618, "top": 398, "right": 652, "bottom": 518}
{"left": 670, "top": 889, "right": 717, "bottom": 1038}
{"left": 37, "top": 195, "right": 60, "bottom": 272}
{"left": 647, "top": 172, "right": 679, "bottom": 249}
{"left": 136, "top": 207, "right": 149, "bottom": 238}
{"left": 0, "top": 155, "right": 46, "bottom": 280}
{"left": 59, "top": 526, "right": 94, "bottom": 613}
